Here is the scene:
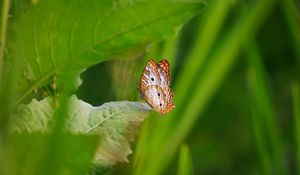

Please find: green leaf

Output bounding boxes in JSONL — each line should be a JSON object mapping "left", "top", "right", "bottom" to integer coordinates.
{"left": 9, "top": 133, "right": 99, "bottom": 175}
{"left": 10, "top": 95, "right": 152, "bottom": 165}
{"left": 5, "top": 0, "right": 205, "bottom": 105}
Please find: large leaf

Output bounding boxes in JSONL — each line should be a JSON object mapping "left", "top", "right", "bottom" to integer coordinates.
{"left": 10, "top": 95, "right": 152, "bottom": 165}
{"left": 4, "top": 0, "right": 205, "bottom": 105}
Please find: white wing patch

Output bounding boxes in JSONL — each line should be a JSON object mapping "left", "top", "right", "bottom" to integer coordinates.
{"left": 143, "top": 64, "right": 159, "bottom": 86}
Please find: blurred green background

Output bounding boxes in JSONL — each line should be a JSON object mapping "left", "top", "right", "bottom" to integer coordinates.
{"left": 78, "top": 0, "right": 300, "bottom": 174}
{"left": 1, "top": 0, "right": 300, "bottom": 174}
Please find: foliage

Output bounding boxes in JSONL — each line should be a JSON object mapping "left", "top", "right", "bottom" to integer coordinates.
{"left": 0, "top": 0, "right": 204, "bottom": 174}
{"left": 9, "top": 133, "right": 99, "bottom": 175}
{"left": 134, "top": 0, "right": 299, "bottom": 175}
{"left": 1, "top": 0, "right": 299, "bottom": 174}
{"left": 3, "top": 0, "right": 204, "bottom": 104}
{"left": 10, "top": 96, "right": 151, "bottom": 166}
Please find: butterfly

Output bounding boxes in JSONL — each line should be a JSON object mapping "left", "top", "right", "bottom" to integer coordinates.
{"left": 138, "top": 58, "right": 175, "bottom": 114}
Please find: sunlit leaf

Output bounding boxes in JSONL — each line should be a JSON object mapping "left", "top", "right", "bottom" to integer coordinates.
{"left": 10, "top": 95, "right": 152, "bottom": 165}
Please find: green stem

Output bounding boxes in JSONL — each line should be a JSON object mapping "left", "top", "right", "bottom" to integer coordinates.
{"left": 0, "top": 0, "right": 10, "bottom": 87}
{"left": 292, "top": 81, "right": 300, "bottom": 175}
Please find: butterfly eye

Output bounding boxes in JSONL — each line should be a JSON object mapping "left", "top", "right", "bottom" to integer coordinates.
{"left": 158, "top": 93, "right": 160, "bottom": 96}
{"left": 159, "top": 103, "right": 162, "bottom": 106}
{"left": 151, "top": 78, "right": 154, "bottom": 81}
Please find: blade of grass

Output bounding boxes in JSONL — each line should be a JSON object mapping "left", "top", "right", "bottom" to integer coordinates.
{"left": 292, "top": 81, "right": 300, "bottom": 175}
{"left": 0, "top": 54, "right": 23, "bottom": 153}
{"left": 249, "top": 91, "right": 272, "bottom": 175}
{"left": 174, "top": 0, "right": 232, "bottom": 111}
{"left": 0, "top": 0, "right": 11, "bottom": 131}
{"left": 35, "top": 72, "right": 98, "bottom": 175}
{"left": 0, "top": 0, "right": 10, "bottom": 85}
{"left": 156, "top": 0, "right": 233, "bottom": 147}
{"left": 178, "top": 144, "right": 193, "bottom": 175}
{"left": 134, "top": 1, "right": 232, "bottom": 173}
{"left": 282, "top": 0, "right": 300, "bottom": 65}
{"left": 133, "top": 116, "right": 154, "bottom": 174}
{"left": 34, "top": 93, "right": 70, "bottom": 175}
{"left": 32, "top": 92, "right": 100, "bottom": 175}
{"left": 246, "top": 39, "right": 285, "bottom": 174}
{"left": 133, "top": 37, "right": 180, "bottom": 174}
{"left": 142, "top": 1, "right": 278, "bottom": 174}
{"left": 133, "top": 43, "right": 164, "bottom": 174}
{"left": 144, "top": 37, "right": 180, "bottom": 150}
{"left": 0, "top": 0, "right": 23, "bottom": 171}
{"left": 136, "top": 0, "right": 231, "bottom": 155}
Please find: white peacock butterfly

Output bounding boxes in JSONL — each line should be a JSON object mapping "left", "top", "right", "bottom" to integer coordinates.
{"left": 138, "top": 58, "right": 175, "bottom": 114}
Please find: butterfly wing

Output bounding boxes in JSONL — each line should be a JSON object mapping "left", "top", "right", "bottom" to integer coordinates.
{"left": 139, "top": 59, "right": 160, "bottom": 91}
{"left": 163, "top": 86, "right": 176, "bottom": 112}
{"left": 157, "top": 59, "right": 170, "bottom": 87}
{"left": 139, "top": 59, "right": 175, "bottom": 114}
{"left": 143, "top": 85, "right": 168, "bottom": 114}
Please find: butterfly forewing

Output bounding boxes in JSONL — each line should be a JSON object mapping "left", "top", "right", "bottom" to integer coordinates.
{"left": 139, "top": 59, "right": 160, "bottom": 91}
{"left": 157, "top": 59, "right": 170, "bottom": 87}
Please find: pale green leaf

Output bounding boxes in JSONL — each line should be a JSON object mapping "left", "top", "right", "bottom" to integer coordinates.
{"left": 10, "top": 95, "right": 152, "bottom": 165}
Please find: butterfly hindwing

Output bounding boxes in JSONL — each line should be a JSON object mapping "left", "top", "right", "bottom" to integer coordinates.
{"left": 143, "top": 85, "right": 167, "bottom": 113}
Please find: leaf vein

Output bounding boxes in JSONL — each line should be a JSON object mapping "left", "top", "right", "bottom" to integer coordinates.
{"left": 85, "top": 8, "right": 194, "bottom": 54}
{"left": 85, "top": 110, "right": 125, "bottom": 133}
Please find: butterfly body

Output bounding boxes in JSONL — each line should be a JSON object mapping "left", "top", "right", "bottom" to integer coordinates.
{"left": 138, "top": 59, "right": 175, "bottom": 114}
